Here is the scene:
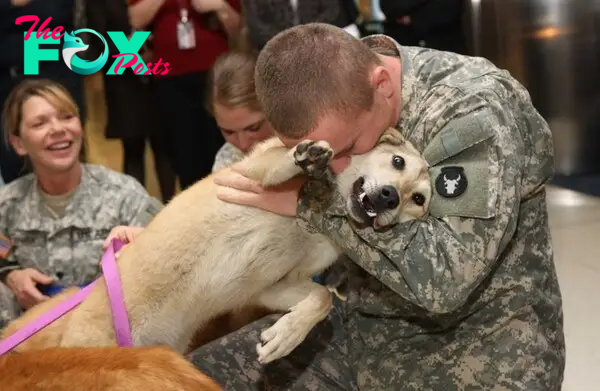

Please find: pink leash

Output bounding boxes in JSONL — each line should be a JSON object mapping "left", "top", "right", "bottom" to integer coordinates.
{"left": 0, "top": 239, "right": 133, "bottom": 356}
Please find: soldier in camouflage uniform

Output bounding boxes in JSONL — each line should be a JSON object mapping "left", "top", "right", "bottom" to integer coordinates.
{"left": 0, "top": 79, "right": 162, "bottom": 328}
{"left": 190, "top": 24, "right": 566, "bottom": 390}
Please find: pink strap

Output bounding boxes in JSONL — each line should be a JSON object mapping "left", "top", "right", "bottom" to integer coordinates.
{"left": 0, "top": 281, "right": 98, "bottom": 356}
{"left": 0, "top": 239, "right": 132, "bottom": 356}
{"left": 100, "top": 239, "right": 133, "bottom": 347}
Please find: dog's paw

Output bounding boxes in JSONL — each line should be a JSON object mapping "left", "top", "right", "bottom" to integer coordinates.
{"left": 256, "top": 309, "right": 311, "bottom": 364}
{"left": 293, "top": 140, "right": 334, "bottom": 178}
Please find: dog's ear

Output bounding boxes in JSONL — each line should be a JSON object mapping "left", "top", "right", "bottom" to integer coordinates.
{"left": 377, "top": 128, "right": 406, "bottom": 146}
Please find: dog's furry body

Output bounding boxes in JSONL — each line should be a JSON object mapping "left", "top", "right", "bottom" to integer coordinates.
{"left": 2, "top": 130, "right": 431, "bottom": 364}
{"left": 0, "top": 346, "right": 221, "bottom": 391}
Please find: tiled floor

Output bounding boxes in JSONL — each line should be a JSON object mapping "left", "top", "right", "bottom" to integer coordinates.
{"left": 84, "top": 74, "right": 599, "bottom": 390}
{"left": 547, "top": 186, "right": 600, "bottom": 390}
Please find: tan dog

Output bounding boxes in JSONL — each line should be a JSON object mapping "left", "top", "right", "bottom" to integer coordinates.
{"left": 2, "top": 129, "right": 431, "bottom": 365}
{"left": 0, "top": 345, "right": 222, "bottom": 391}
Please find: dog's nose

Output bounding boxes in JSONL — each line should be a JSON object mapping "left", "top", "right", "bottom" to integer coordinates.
{"left": 374, "top": 186, "right": 400, "bottom": 211}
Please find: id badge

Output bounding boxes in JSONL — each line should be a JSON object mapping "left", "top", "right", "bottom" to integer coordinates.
{"left": 177, "top": 9, "right": 196, "bottom": 50}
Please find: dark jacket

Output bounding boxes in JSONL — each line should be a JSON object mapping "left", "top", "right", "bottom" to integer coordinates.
{"left": 0, "top": 0, "right": 78, "bottom": 70}
{"left": 380, "top": 0, "right": 468, "bottom": 54}
{"left": 243, "top": 0, "right": 357, "bottom": 50}
{"left": 83, "top": 0, "right": 131, "bottom": 63}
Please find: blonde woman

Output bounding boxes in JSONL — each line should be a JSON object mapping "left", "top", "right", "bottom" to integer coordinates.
{"left": 0, "top": 79, "right": 163, "bottom": 327}
{"left": 207, "top": 50, "right": 274, "bottom": 171}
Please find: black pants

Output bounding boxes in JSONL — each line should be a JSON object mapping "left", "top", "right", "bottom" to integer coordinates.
{"left": 154, "top": 72, "right": 224, "bottom": 190}
{"left": 0, "top": 69, "right": 85, "bottom": 183}
{"left": 121, "top": 135, "right": 176, "bottom": 203}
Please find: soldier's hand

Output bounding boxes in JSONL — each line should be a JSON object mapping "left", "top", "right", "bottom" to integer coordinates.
{"left": 5, "top": 268, "right": 52, "bottom": 309}
{"left": 103, "top": 226, "right": 145, "bottom": 251}
{"left": 213, "top": 167, "right": 306, "bottom": 217}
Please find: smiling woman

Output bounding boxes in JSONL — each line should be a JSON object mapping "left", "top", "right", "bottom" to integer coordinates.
{"left": 2, "top": 79, "right": 84, "bottom": 182}
{"left": 0, "top": 79, "right": 164, "bottom": 329}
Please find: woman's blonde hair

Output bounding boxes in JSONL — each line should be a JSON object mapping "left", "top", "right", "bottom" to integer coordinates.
{"left": 205, "top": 48, "right": 261, "bottom": 114}
{"left": 2, "top": 78, "right": 80, "bottom": 146}
{"left": 2, "top": 78, "right": 86, "bottom": 166}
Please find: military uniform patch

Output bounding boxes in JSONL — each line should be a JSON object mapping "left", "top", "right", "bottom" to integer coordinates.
{"left": 0, "top": 233, "right": 12, "bottom": 259}
{"left": 435, "top": 166, "right": 468, "bottom": 198}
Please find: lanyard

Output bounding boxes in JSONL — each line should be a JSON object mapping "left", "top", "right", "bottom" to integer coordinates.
{"left": 177, "top": 0, "right": 190, "bottom": 21}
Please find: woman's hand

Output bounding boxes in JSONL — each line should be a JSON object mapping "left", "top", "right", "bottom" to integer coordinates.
{"left": 5, "top": 268, "right": 53, "bottom": 310}
{"left": 103, "top": 226, "right": 145, "bottom": 251}
{"left": 191, "top": 0, "right": 225, "bottom": 13}
{"left": 213, "top": 166, "right": 306, "bottom": 217}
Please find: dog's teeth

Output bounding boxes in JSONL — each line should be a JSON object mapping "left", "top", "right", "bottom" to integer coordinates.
{"left": 366, "top": 210, "right": 377, "bottom": 218}
{"left": 359, "top": 192, "right": 366, "bottom": 202}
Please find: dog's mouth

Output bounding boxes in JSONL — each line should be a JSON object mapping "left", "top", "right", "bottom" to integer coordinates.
{"left": 350, "top": 177, "right": 378, "bottom": 226}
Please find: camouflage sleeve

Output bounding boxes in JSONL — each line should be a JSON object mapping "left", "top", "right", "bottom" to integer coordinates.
{"left": 297, "top": 93, "right": 526, "bottom": 314}
{"left": 117, "top": 179, "right": 164, "bottom": 227}
{"left": 0, "top": 204, "right": 20, "bottom": 282}
{"left": 212, "top": 142, "right": 245, "bottom": 173}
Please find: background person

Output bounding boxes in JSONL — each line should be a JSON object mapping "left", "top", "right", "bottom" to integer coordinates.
{"left": 128, "top": 0, "right": 242, "bottom": 191}
{"left": 86, "top": 0, "right": 176, "bottom": 203}
{"left": 379, "top": 0, "right": 468, "bottom": 54}
{"left": 0, "top": 0, "right": 87, "bottom": 184}
{"left": 242, "top": 0, "right": 360, "bottom": 50}
{"left": 0, "top": 79, "right": 162, "bottom": 328}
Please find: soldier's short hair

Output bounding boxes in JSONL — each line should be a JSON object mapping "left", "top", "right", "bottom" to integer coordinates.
{"left": 255, "top": 23, "right": 382, "bottom": 138}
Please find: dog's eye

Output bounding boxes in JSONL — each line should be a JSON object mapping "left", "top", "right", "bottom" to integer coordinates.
{"left": 412, "top": 193, "right": 426, "bottom": 206}
{"left": 392, "top": 155, "right": 405, "bottom": 170}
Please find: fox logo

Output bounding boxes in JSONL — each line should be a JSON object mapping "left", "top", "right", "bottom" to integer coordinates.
{"left": 62, "top": 29, "right": 108, "bottom": 75}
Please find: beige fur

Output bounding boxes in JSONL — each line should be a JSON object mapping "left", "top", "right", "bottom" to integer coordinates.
{"left": 1, "top": 129, "right": 431, "bottom": 365}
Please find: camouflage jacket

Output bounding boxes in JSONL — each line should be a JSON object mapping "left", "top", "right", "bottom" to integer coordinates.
{"left": 296, "top": 35, "right": 563, "bottom": 378}
{"left": 0, "top": 164, "right": 163, "bottom": 286}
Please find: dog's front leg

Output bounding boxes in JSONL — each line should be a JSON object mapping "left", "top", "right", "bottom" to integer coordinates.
{"left": 251, "top": 279, "right": 333, "bottom": 364}
{"left": 243, "top": 140, "right": 335, "bottom": 187}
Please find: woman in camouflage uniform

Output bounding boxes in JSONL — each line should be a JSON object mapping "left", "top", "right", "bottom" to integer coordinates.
{"left": 0, "top": 79, "right": 163, "bottom": 328}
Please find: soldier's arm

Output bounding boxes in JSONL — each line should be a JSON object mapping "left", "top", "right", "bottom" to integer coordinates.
{"left": 297, "top": 93, "right": 533, "bottom": 314}
{"left": 0, "top": 244, "right": 20, "bottom": 283}
{"left": 117, "top": 179, "right": 164, "bottom": 227}
{"left": 0, "top": 205, "right": 21, "bottom": 283}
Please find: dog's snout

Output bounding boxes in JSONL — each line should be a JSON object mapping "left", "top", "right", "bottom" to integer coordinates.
{"left": 375, "top": 185, "right": 400, "bottom": 210}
